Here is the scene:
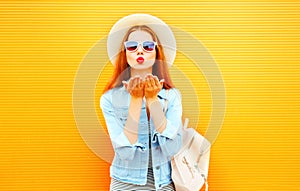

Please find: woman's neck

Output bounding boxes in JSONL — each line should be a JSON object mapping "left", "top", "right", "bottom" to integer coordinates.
{"left": 130, "top": 68, "right": 152, "bottom": 79}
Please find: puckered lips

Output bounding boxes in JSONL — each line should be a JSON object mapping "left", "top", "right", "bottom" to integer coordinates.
{"left": 136, "top": 56, "right": 145, "bottom": 64}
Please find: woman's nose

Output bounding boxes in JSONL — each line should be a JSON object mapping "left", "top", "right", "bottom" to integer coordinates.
{"left": 136, "top": 44, "right": 144, "bottom": 54}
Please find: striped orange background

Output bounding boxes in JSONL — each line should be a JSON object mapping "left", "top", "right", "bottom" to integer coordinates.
{"left": 0, "top": 0, "right": 299, "bottom": 190}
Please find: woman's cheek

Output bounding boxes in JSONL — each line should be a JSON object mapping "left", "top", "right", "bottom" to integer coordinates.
{"left": 126, "top": 53, "right": 135, "bottom": 66}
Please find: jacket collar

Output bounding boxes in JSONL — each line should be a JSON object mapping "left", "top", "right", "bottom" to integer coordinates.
{"left": 157, "top": 88, "right": 167, "bottom": 100}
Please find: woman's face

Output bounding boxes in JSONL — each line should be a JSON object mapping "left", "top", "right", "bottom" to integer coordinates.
{"left": 125, "top": 30, "right": 156, "bottom": 70}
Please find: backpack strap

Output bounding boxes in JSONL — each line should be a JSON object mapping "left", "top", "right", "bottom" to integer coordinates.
{"left": 163, "top": 89, "right": 169, "bottom": 114}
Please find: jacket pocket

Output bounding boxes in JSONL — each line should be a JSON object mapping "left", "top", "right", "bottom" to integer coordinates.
{"left": 113, "top": 157, "right": 129, "bottom": 177}
{"left": 160, "top": 159, "right": 172, "bottom": 181}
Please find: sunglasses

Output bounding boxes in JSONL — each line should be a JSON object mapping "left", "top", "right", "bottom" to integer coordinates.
{"left": 124, "top": 41, "right": 157, "bottom": 52}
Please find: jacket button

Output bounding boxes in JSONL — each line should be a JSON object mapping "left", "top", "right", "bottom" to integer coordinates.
{"left": 156, "top": 166, "right": 160, "bottom": 170}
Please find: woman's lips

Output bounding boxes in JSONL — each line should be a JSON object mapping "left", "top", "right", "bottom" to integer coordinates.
{"left": 136, "top": 57, "right": 144, "bottom": 64}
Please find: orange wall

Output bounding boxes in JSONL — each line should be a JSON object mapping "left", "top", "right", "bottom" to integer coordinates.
{"left": 0, "top": 0, "right": 299, "bottom": 190}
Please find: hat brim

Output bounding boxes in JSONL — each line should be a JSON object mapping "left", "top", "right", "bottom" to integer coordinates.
{"left": 107, "top": 14, "right": 176, "bottom": 67}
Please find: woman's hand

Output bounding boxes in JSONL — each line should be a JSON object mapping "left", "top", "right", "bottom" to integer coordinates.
{"left": 144, "top": 74, "right": 164, "bottom": 100}
{"left": 122, "top": 75, "right": 145, "bottom": 98}
{"left": 144, "top": 74, "right": 167, "bottom": 133}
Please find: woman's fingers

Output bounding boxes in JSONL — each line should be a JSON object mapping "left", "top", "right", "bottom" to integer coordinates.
{"left": 132, "top": 77, "right": 138, "bottom": 90}
{"left": 122, "top": 80, "right": 129, "bottom": 89}
{"left": 145, "top": 74, "right": 160, "bottom": 88}
{"left": 149, "top": 77, "right": 155, "bottom": 88}
{"left": 159, "top": 79, "right": 165, "bottom": 87}
{"left": 138, "top": 78, "right": 144, "bottom": 88}
{"left": 124, "top": 75, "right": 144, "bottom": 98}
{"left": 128, "top": 77, "right": 133, "bottom": 90}
{"left": 143, "top": 75, "right": 149, "bottom": 88}
{"left": 127, "top": 75, "right": 141, "bottom": 89}
{"left": 153, "top": 76, "right": 160, "bottom": 87}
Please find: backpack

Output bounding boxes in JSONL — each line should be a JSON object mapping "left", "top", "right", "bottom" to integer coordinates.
{"left": 164, "top": 90, "right": 211, "bottom": 191}
{"left": 171, "top": 118, "right": 210, "bottom": 191}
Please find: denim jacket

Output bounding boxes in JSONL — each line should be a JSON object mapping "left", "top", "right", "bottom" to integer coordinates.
{"left": 100, "top": 86, "right": 182, "bottom": 190}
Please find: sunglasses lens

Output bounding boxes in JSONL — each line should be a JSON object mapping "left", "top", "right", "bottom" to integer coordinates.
{"left": 143, "top": 41, "right": 155, "bottom": 51}
{"left": 125, "top": 41, "right": 156, "bottom": 52}
{"left": 125, "top": 41, "right": 138, "bottom": 51}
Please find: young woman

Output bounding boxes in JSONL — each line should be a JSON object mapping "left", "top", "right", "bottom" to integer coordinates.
{"left": 100, "top": 14, "right": 182, "bottom": 191}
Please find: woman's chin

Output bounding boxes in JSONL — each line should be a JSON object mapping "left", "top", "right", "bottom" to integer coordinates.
{"left": 131, "top": 62, "right": 154, "bottom": 70}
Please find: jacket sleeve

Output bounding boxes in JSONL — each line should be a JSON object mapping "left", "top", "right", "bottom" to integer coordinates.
{"left": 152, "top": 88, "right": 182, "bottom": 159}
{"left": 100, "top": 92, "right": 145, "bottom": 161}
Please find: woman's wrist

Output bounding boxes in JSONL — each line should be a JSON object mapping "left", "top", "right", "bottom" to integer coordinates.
{"left": 146, "top": 96, "right": 159, "bottom": 107}
{"left": 131, "top": 96, "right": 143, "bottom": 102}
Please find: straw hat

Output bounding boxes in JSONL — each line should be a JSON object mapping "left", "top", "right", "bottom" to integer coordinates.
{"left": 107, "top": 13, "right": 176, "bottom": 67}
